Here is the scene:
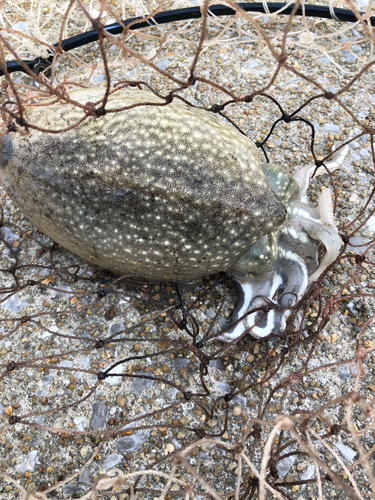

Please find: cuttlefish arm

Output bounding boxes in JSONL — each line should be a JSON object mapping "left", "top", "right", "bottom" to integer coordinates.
{"left": 294, "top": 144, "right": 349, "bottom": 203}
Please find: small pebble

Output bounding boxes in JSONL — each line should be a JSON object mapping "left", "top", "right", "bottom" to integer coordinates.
{"left": 232, "top": 406, "right": 242, "bottom": 416}
{"left": 116, "top": 395, "right": 126, "bottom": 408}
{"left": 80, "top": 446, "right": 89, "bottom": 458}
{"left": 4, "top": 406, "right": 12, "bottom": 416}
{"left": 330, "top": 316, "right": 339, "bottom": 326}
{"left": 164, "top": 443, "right": 174, "bottom": 455}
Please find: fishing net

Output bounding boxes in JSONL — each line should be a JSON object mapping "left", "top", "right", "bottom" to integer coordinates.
{"left": 0, "top": 1, "right": 374, "bottom": 499}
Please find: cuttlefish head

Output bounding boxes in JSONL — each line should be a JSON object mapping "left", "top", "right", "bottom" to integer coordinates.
{"left": 222, "top": 146, "right": 348, "bottom": 340}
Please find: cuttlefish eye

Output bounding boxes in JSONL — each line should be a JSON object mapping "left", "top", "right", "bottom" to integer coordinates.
{"left": 223, "top": 149, "right": 347, "bottom": 341}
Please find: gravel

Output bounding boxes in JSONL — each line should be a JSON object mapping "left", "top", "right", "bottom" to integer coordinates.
{"left": 0, "top": 2, "right": 374, "bottom": 499}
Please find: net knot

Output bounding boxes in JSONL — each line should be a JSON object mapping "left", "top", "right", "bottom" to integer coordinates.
{"left": 209, "top": 104, "right": 225, "bottom": 113}
{"left": 15, "top": 116, "right": 27, "bottom": 127}
{"left": 95, "top": 106, "right": 106, "bottom": 117}
{"left": 95, "top": 339, "right": 106, "bottom": 349}
{"left": 184, "top": 391, "right": 192, "bottom": 401}
{"left": 341, "top": 234, "right": 350, "bottom": 244}
{"left": 355, "top": 254, "right": 365, "bottom": 264}
{"left": 6, "top": 361, "right": 17, "bottom": 372}
{"left": 27, "top": 279, "right": 39, "bottom": 286}
{"left": 9, "top": 416, "right": 21, "bottom": 425}
{"left": 187, "top": 74, "right": 196, "bottom": 86}
{"left": 7, "top": 122, "right": 17, "bottom": 132}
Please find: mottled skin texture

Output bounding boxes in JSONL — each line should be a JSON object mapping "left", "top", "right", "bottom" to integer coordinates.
{"left": 0, "top": 88, "right": 286, "bottom": 281}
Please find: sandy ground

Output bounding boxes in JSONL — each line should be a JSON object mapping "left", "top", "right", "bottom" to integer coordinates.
{"left": 0, "top": 1, "right": 374, "bottom": 499}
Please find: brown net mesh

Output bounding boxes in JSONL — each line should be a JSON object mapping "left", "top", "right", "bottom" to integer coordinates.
{"left": 0, "top": 1, "right": 374, "bottom": 499}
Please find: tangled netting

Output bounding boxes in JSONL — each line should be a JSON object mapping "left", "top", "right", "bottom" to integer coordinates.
{"left": 0, "top": 0, "right": 374, "bottom": 499}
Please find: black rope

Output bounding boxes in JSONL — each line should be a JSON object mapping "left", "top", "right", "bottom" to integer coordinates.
{"left": 1, "top": 3, "right": 374, "bottom": 77}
